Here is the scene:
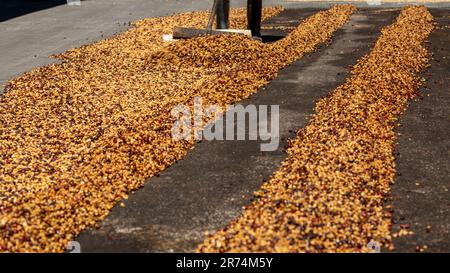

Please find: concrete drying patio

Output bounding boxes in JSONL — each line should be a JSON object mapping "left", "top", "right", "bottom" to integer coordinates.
{"left": 0, "top": 1, "right": 449, "bottom": 252}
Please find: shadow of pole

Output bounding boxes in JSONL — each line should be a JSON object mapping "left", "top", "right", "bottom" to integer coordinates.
{"left": 0, "top": 0, "right": 68, "bottom": 22}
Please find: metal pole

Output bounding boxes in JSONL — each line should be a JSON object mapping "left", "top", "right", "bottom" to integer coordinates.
{"left": 216, "top": 0, "right": 230, "bottom": 29}
{"left": 207, "top": 0, "right": 219, "bottom": 31}
{"left": 247, "top": 0, "right": 262, "bottom": 37}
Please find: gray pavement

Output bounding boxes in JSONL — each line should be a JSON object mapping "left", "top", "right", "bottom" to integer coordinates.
{"left": 0, "top": 0, "right": 251, "bottom": 90}
{"left": 2, "top": 0, "right": 450, "bottom": 91}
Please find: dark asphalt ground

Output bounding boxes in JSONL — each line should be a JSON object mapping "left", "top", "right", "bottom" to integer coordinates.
{"left": 391, "top": 8, "right": 450, "bottom": 253}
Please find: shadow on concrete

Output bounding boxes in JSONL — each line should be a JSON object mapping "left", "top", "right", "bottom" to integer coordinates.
{"left": 0, "top": 0, "right": 67, "bottom": 22}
